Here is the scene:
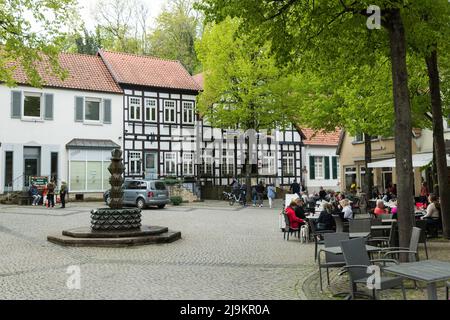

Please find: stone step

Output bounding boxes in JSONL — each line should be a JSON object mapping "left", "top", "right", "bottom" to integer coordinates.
{"left": 47, "top": 230, "right": 181, "bottom": 247}
{"left": 62, "top": 226, "right": 169, "bottom": 238}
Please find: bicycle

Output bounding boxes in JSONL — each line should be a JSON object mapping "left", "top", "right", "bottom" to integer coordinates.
{"left": 223, "top": 191, "right": 246, "bottom": 206}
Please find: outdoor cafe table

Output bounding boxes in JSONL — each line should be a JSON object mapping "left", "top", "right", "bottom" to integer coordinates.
{"left": 371, "top": 224, "right": 392, "bottom": 237}
{"left": 349, "top": 232, "right": 371, "bottom": 239}
{"left": 381, "top": 219, "right": 397, "bottom": 224}
{"left": 384, "top": 260, "right": 450, "bottom": 300}
{"left": 321, "top": 245, "right": 381, "bottom": 255}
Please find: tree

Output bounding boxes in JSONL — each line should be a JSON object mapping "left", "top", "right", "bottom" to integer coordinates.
{"left": 196, "top": 17, "right": 300, "bottom": 200}
{"left": 0, "top": 0, "right": 79, "bottom": 87}
{"left": 93, "top": 0, "right": 150, "bottom": 54}
{"left": 196, "top": 0, "right": 439, "bottom": 254}
{"left": 148, "top": 0, "right": 202, "bottom": 74}
{"left": 405, "top": 0, "right": 450, "bottom": 238}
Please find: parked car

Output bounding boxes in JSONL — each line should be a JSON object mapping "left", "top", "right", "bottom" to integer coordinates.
{"left": 103, "top": 179, "right": 170, "bottom": 209}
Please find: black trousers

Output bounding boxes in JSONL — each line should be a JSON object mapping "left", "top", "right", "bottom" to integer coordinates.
{"left": 47, "top": 194, "right": 55, "bottom": 207}
{"left": 60, "top": 192, "right": 66, "bottom": 208}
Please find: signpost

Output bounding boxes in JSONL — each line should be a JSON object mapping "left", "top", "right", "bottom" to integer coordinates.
{"left": 30, "top": 176, "right": 49, "bottom": 190}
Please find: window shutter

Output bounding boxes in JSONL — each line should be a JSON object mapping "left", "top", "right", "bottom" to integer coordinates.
{"left": 75, "top": 96, "right": 84, "bottom": 122}
{"left": 332, "top": 157, "right": 338, "bottom": 180}
{"left": 44, "top": 94, "right": 54, "bottom": 120}
{"left": 324, "top": 157, "right": 330, "bottom": 180}
{"left": 309, "top": 156, "right": 315, "bottom": 180}
{"left": 11, "top": 91, "right": 22, "bottom": 118}
{"left": 103, "top": 99, "right": 112, "bottom": 124}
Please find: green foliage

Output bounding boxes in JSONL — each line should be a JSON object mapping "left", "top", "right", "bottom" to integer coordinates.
{"left": 0, "top": 0, "right": 79, "bottom": 87}
{"left": 196, "top": 17, "right": 299, "bottom": 131}
{"left": 162, "top": 178, "right": 181, "bottom": 186}
{"left": 148, "top": 0, "right": 202, "bottom": 74}
{"left": 170, "top": 196, "right": 183, "bottom": 206}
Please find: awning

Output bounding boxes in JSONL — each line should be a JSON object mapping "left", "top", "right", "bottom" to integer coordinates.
{"left": 66, "top": 139, "right": 120, "bottom": 150}
{"left": 368, "top": 152, "right": 450, "bottom": 168}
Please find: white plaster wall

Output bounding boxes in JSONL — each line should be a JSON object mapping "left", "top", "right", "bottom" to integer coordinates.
{"left": 303, "top": 145, "right": 340, "bottom": 193}
{"left": 0, "top": 85, "right": 123, "bottom": 194}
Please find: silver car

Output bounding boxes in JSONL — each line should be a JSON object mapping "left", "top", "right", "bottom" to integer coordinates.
{"left": 104, "top": 179, "right": 170, "bottom": 209}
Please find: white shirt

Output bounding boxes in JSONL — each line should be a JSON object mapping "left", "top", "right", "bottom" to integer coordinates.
{"left": 342, "top": 206, "right": 353, "bottom": 220}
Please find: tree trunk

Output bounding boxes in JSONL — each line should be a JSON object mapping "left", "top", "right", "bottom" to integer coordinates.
{"left": 387, "top": 9, "right": 415, "bottom": 260}
{"left": 426, "top": 49, "right": 450, "bottom": 239}
{"left": 364, "top": 133, "right": 373, "bottom": 197}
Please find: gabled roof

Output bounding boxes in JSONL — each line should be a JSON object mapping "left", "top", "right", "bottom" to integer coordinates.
{"left": 301, "top": 128, "right": 342, "bottom": 147}
{"left": 193, "top": 73, "right": 204, "bottom": 90}
{"left": 98, "top": 50, "right": 201, "bottom": 92}
{"left": 11, "top": 53, "right": 123, "bottom": 94}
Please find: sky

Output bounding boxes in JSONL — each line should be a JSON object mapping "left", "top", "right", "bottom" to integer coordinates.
{"left": 77, "top": 0, "right": 167, "bottom": 30}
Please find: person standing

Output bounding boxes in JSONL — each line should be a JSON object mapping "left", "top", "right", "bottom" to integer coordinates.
{"left": 290, "top": 179, "right": 301, "bottom": 196}
{"left": 60, "top": 181, "right": 68, "bottom": 209}
{"left": 419, "top": 181, "right": 429, "bottom": 204}
{"left": 251, "top": 184, "right": 258, "bottom": 207}
{"left": 256, "top": 181, "right": 265, "bottom": 207}
{"left": 230, "top": 178, "right": 241, "bottom": 200}
{"left": 267, "top": 184, "right": 276, "bottom": 209}
{"left": 319, "top": 186, "right": 327, "bottom": 200}
{"left": 46, "top": 180, "right": 56, "bottom": 209}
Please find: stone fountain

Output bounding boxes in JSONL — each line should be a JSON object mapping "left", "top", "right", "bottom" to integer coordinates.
{"left": 47, "top": 149, "right": 181, "bottom": 247}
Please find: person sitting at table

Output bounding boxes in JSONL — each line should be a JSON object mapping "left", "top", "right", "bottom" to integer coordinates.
{"left": 29, "top": 183, "right": 41, "bottom": 206}
{"left": 340, "top": 199, "right": 354, "bottom": 221}
{"left": 374, "top": 200, "right": 389, "bottom": 216}
{"left": 421, "top": 194, "right": 441, "bottom": 237}
{"left": 285, "top": 200, "right": 306, "bottom": 229}
{"left": 317, "top": 202, "right": 335, "bottom": 231}
{"left": 294, "top": 198, "right": 307, "bottom": 220}
{"left": 391, "top": 201, "right": 398, "bottom": 220}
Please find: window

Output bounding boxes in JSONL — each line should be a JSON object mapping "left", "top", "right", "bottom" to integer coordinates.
{"left": 345, "top": 166, "right": 357, "bottom": 191}
{"left": 282, "top": 152, "right": 295, "bottom": 176}
{"left": 4, "top": 152, "right": 13, "bottom": 188}
{"left": 164, "top": 152, "right": 177, "bottom": 176}
{"left": 201, "top": 150, "right": 213, "bottom": 176}
{"left": 183, "top": 101, "right": 194, "bottom": 124}
{"left": 129, "top": 152, "right": 142, "bottom": 175}
{"left": 183, "top": 153, "right": 194, "bottom": 176}
{"left": 164, "top": 100, "right": 176, "bottom": 123}
{"left": 23, "top": 92, "right": 42, "bottom": 118}
{"left": 314, "top": 156, "right": 325, "bottom": 180}
{"left": 221, "top": 150, "right": 234, "bottom": 176}
{"left": 145, "top": 98, "right": 157, "bottom": 122}
{"left": 129, "top": 97, "right": 142, "bottom": 121}
{"left": 354, "top": 133, "right": 364, "bottom": 143}
{"left": 261, "top": 151, "right": 276, "bottom": 175}
{"left": 85, "top": 98, "right": 101, "bottom": 122}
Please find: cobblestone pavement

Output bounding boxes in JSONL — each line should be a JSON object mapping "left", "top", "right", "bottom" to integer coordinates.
{"left": 0, "top": 202, "right": 316, "bottom": 300}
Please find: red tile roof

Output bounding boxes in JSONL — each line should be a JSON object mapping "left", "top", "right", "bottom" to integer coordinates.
{"left": 193, "top": 73, "right": 204, "bottom": 90}
{"left": 99, "top": 50, "right": 201, "bottom": 92}
{"left": 301, "top": 128, "right": 342, "bottom": 146}
{"left": 11, "top": 53, "right": 123, "bottom": 94}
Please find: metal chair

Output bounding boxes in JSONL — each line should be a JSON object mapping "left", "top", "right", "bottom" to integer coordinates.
{"left": 415, "top": 220, "right": 429, "bottom": 259}
{"left": 309, "top": 219, "right": 334, "bottom": 261}
{"left": 332, "top": 214, "right": 349, "bottom": 233}
{"left": 282, "top": 212, "right": 300, "bottom": 241}
{"left": 446, "top": 282, "right": 450, "bottom": 300}
{"left": 318, "top": 233, "right": 349, "bottom": 291}
{"left": 368, "top": 221, "right": 399, "bottom": 248}
{"left": 349, "top": 219, "right": 371, "bottom": 234}
{"left": 381, "top": 227, "right": 422, "bottom": 262}
{"left": 340, "top": 238, "right": 407, "bottom": 300}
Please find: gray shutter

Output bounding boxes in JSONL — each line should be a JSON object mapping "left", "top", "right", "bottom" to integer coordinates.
{"left": 75, "top": 96, "right": 84, "bottom": 122}
{"left": 103, "top": 99, "right": 112, "bottom": 124}
{"left": 44, "top": 94, "right": 54, "bottom": 120}
{"left": 11, "top": 91, "right": 22, "bottom": 118}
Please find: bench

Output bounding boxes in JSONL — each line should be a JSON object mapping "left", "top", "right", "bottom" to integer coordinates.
{"left": 18, "top": 195, "right": 33, "bottom": 206}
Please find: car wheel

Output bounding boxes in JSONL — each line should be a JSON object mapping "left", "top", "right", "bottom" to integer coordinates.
{"left": 157, "top": 204, "right": 166, "bottom": 209}
{"left": 136, "top": 198, "right": 146, "bottom": 209}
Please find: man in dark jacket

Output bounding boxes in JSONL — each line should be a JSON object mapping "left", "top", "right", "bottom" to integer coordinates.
{"left": 290, "top": 180, "right": 301, "bottom": 196}
{"left": 294, "top": 198, "right": 307, "bottom": 220}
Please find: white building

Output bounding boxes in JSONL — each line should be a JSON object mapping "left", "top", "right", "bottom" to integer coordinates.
{"left": 301, "top": 128, "right": 341, "bottom": 194}
{"left": 0, "top": 53, "right": 123, "bottom": 197}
